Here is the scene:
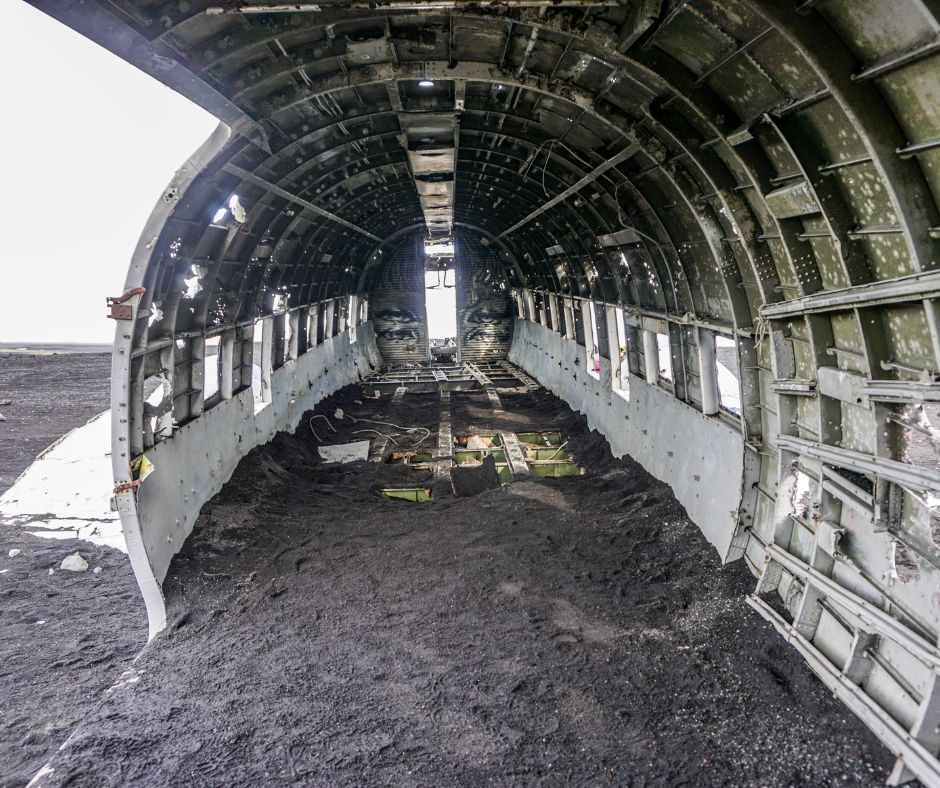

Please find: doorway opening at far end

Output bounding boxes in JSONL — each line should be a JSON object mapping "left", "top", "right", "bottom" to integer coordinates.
{"left": 424, "top": 239, "right": 457, "bottom": 363}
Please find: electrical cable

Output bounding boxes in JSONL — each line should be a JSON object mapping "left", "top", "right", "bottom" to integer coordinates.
{"left": 308, "top": 414, "right": 337, "bottom": 443}
{"left": 521, "top": 137, "right": 583, "bottom": 200}
{"left": 407, "top": 427, "right": 432, "bottom": 447}
{"left": 310, "top": 414, "right": 337, "bottom": 433}
{"left": 353, "top": 419, "right": 429, "bottom": 448}
{"left": 339, "top": 413, "right": 431, "bottom": 447}
{"left": 351, "top": 429, "right": 399, "bottom": 446}
{"left": 542, "top": 139, "right": 558, "bottom": 199}
{"left": 543, "top": 441, "right": 569, "bottom": 461}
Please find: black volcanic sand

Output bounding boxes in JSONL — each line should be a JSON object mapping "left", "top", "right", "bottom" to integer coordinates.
{"left": 0, "top": 352, "right": 111, "bottom": 494}
{"left": 0, "top": 351, "right": 144, "bottom": 788}
{"left": 0, "top": 532, "right": 144, "bottom": 788}
{"left": 28, "top": 385, "right": 894, "bottom": 786}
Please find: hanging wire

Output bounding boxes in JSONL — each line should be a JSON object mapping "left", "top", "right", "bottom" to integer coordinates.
{"left": 754, "top": 314, "right": 772, "bottom": 355}
{"left": 541, "top": 139, "right": 557, "bottom": 198}
{"left": 614, "top": 180, "right": 630, "bottom": 227}
{"left": 521, "top": 138, "right": 584, "bottom": 200}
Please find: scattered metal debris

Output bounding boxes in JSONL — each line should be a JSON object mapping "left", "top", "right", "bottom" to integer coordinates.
{"left": 317, "top": 441, "right": 371, "bottom": 464}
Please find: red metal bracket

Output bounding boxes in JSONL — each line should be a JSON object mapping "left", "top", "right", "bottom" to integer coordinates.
{"left": 113, "top": 480, "right": 142, "bottom": 494}
{"left": 107, "top": 287, "right": 147, "bottom": 321}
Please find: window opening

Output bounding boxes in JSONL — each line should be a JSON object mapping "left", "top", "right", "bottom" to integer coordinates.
{"left": 585, "top": 302, "right": 601, "bottom": 379}
{"left": 572, "top": 302, "right": 585, "bottom": 345}
{"left": 715, "top": 334, "right": 741, "bottom": 415}
{"left": 893, "top": 403, "right": 940, "bottom": 551}
{"left": 892, "top": 536, "right": 921, "bottom": 584}
{"left": 284, "top": 314, "right": 294, "bottom": 364}
{"left": 204, "top": 336, "right": 220, "bottom": 403}
{"left": 252, "top": 317, "right": 272, "bottom": 411}
{"left": 332, "top": 299, "right": 342, "bottom": 336}
{"left": 779, "top": 467, "right": 816, "bottom": 531}
{"left": 142, "top": 371, "right": 173, "bottom": 447}
{"left": 349, "top": 296, "right": 359, "bottom": 344}
{"left": 563, "top": 299, "right": 575, "bottom": 340}
{"left": 525, "top": 290, "right": 536, "bottom": 322}
{"left": 656, "top": 332, "right": 672, "bottom": 383}
{"left": 613, "top": 308, "right": 630, "bottom": 399}
{"left": 307, "top": 306, "right": 320, "bottom": 350}
{"left": 898, "top": 403, "right": 940, "bottom": 474}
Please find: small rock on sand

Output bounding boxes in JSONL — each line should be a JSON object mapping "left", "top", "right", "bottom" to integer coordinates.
{"left": 60, "top": 553, "right": 89, "bottom": 572}
{"left": 8, "top": 549, "right": 21, "bottom": 558}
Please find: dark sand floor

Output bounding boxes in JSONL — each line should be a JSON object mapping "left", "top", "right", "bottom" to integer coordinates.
{"left": 0, "top": 351, "right": 143, "bottom": 788}
{"left": 25, "top": 386, "right": 893, "bottom": 787}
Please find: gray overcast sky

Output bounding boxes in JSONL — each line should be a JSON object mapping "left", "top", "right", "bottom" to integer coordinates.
{"left": 0, "top": 2, "right": 218, "bottom": 344}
